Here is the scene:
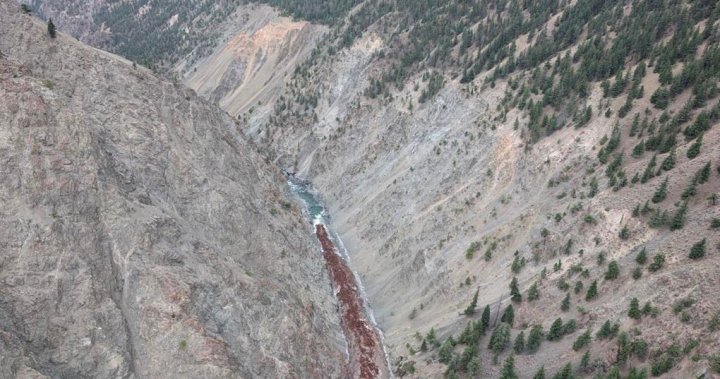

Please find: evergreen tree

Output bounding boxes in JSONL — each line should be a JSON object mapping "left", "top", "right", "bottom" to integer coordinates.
{"left": 697, "top": 162, "right": 711, "bottom": 184}
{"left": 465, "top": 290, "right": 479, "bottom": 316}
{"left": 481, "top": 305, "right": 491, "bottom": 334}
{"left": 501, "top": 304, "right": 515, "bottom": 326}
{"left": 510, "top": 277, "right": 522, "bottom": 302}
{"left": 438, "top": 339, "right": 454, "bottom": 363}
{"left": 488, "top": 323, "right": 511, "bottom": 359}
{"left": 420, "top": 338, "right": 428, "bottom": 352}
{"left": 651, "top": 176, "right": 669, "bottom": 203}
{"left": 605, "top": 261, "right": 620, "bottom": 280}
{"left": 585, "top": 280, "right": 598, "bottom": 301}
{"left": 632, "top": 266, "right": 643, "bottom": 280}
{"left": 636, "top": 248, "right": 648, "bottom": 264}
{"left": 554, "top": 363, "right": 574, "bottom": 379}
{"left": 628, "top": 297, "right": 642, "bottom": 320}
{"left": 580, "top": 350, "right": 591, "bottom": 370}
{"left": 607, "top": 365, "right": 621, "bottom": 379}
{"left": 641, "top": 154, "right": 657, "bottom": 183}
{"left": 526, "top": 325, "right": 544, "bottom": 353}
{"left": 572, "top": 329, "right": 592, "bottom": 351}
{"left": 561, "top": 293, "right": 571, "bottom": 312}
{"left": 648, "top": 254, "right": 666, "bottom": 272}
{"left": 500, "top": 354, "right": 518, "bottom": 379}
{"left": 547, "top": 318, "right": 564, "bottom": 341}
{"left": 468, "top": 356, "right": 482, "bottom": 376}
{"left": 619, "top": 225, "right": 630, "bottom": 240}
{"left": 47, "top": 18, "right": 56, "bottom": 38}
{"left": 686, "top": 134, "right": 703, "bottom": 159}
{"left": 528, "top": 282, "right": 540, "bottom": 301}
{"left": 533, "top": 366, "right": 546, "bottom": 379}
{"left": 689, "top": 239, "right": 706, "bottom": 259}
{"left": 670, "top": 201, "right": 687, "bottom": 230}
{"left": 513, "top": 330, "right": 526, "bottom": 354}
{"left": 661, "top": 149, "right": 676, "bottom": 171}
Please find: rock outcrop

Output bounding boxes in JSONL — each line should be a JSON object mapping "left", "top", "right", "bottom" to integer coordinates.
{"left": 0, "top": 2, "right": 346, "bottom": 378}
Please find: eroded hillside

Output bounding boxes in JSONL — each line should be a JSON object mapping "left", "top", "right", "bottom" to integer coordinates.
{"left": 10, "top": 0, "right": 720, "bottom": 378}
{"left": 0, "top": 2, "right": 346, "bottom": 378}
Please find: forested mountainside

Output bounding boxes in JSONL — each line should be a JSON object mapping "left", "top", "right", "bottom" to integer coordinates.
{"left": 14, "top": 0, "right": 720, "bottom": 378}
{"left": 0, "top": 2, "right": 347, "bottom": 378}
{"left": 261, "top": 1, "right": 720, "bottom": 378}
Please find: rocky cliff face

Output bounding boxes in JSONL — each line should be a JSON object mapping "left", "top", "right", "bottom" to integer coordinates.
{"left": 0, "top": 2, "right": 346, "bottom": 378}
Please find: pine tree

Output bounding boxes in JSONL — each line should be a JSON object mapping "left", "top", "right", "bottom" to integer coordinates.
{"left": 572, "top": 329, "right": 592, "bottom": 351}
{"left": 500, "top": 354, "right": 518, "bottom": 379}
{"left": 585, "top": 280, "right": 598, "bottom": 301}
{"left": 686, "top": 134, "right": 703, "bottom": 159}
{"left": 420, "top": 338, "right": 428, "bottom": 352}
{"left": 547, "top": 318, "right": 564, "bottom": 341}
{"left": 561, "top": 293, "right": 571, "bottom": 312}
{"left": 533, "top": 366, "right": 546, "bottom": 379}
{"left": 510, "top": 277, "right": 522, "bottom": 302}
{"left": 489, "top": 323, "right": 511, "bottom": 360}
{"left": 651, "top": 176, "right": 669, "bottom": 203}
{"left": 468, "top": 356, "right": 482, "bottom": 376}
{"left": 481, "top": 305, "right": 491, "bottom": 334}
{"left": 605, "top": 260, "right": 620, "bottom": 280}
{"left": 636, "top": 248, "right": 648, "bottom": 264}
{"left": 689, "top": 239, "right": 706, "bottom": 259}
{"left": 465, "top": 290, "right": 479, "bottom": 316}
{"left": 511, "top": 255, "right": 523, "bottom": 274}
{"left": 648, "top": 254, "right": 666, "bottom": 272}
{"left": 513, "top": 330, "right": 526, "bottom": 354}
{"left": 670, "top": 202, "right": 687, "bottom": 230}
{"left": 528, "top": 282, "right": 540, "bottom": 301}
{"left": 641, "top": 154, "right": 657, "bottom": 183}
{"left": 628, "top": 298, "right": 642, "bottom": 320}
{"left": 580, "top": 350, "right": 591, "bottom": 369}
{"left": 697, "top": 161, "right": 711, "bottom": 184}
{"left": 501, "top": 304, "right": 515, "bottom": 326}
{"left": 555, "top": 363, "right": 574, "bottom": 379}
{"left": 661, "top": 149, "right": 676, "bottom": 171}
{"left": 619, "top": 225, "right": 630, "bottom": 240}
{"left": 47, "top": 18, "right": 56, "bottom": 38}
{"left": 438, "top": 339, "right": 454, "bottom": 363}
{"left": 527, "top": 325, "right": 544, "bottom": 353}
{"left": 632, "top": 266, "right": 643, "bottom": 280}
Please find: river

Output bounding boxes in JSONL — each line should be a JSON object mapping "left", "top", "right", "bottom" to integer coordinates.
{"left": 288, "top": 178, "right": 392, "bottom": 379}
